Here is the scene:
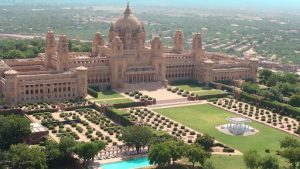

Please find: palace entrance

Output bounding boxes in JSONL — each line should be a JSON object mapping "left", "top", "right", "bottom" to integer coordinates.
{"left": 126, "top": 66, "right": 158, "bottom": 84}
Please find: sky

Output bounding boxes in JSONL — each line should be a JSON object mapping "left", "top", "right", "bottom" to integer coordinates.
{"left": 2, "top": 0, "right": 300, "bottom": 11}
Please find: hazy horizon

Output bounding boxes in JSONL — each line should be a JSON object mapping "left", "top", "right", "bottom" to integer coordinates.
{"left": 2, "top": 0, "right": 300, "bottom": 11}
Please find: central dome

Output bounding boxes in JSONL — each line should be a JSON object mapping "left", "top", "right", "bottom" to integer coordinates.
{"left": 113, "top": 3, "right": 144, "bottom": 33}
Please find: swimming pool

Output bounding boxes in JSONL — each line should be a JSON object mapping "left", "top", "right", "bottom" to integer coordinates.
{"left": 101, "top": 157, "right": 151, "bottom": 169}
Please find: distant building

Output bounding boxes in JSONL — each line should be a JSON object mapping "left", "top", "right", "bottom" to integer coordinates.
{"left": 0, "top": 4, "right": 257, "bottom": 105}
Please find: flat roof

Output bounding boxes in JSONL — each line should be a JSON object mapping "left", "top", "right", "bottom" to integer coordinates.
{"left": 30, "top": 123, "right": 48, "bottom": 133}
{"left": 226, "top": 117, "right": 251, "bottom": 123}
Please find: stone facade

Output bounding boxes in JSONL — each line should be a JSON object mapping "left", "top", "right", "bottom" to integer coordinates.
{"left": 0, "top": 4, "right": 257, "bottom": 105}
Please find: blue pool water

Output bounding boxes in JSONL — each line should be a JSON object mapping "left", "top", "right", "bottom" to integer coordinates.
{"left": 101, "top": 157, "right": 151, "bottom": 169}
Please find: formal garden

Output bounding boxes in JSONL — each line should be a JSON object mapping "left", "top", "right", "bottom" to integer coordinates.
{"left": 152, "top": 103, "right": 300, "bottom": 168}
{"left": 212, "top": 98, "right": 300, "bottom": 135}
{"left": 28, "top": 108, "right": 123, "bottom": 146}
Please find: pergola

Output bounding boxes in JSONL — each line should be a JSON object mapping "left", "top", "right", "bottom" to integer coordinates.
{"left": 226, "top": 117, "right": 252, "bottom": 135}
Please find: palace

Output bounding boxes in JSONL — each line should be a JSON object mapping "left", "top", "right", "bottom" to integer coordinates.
{"left": 0, "top": 4, "right": 257, "bottom": 105}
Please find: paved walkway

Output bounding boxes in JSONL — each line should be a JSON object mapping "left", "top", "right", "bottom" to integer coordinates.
{"left": 149, "top": 100, "right": 208, "bottom": 109}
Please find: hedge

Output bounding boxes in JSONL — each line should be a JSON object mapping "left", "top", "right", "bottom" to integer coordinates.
{"left": 197, "top": 93, "right": 229, "bottom": 100}
{"left": 105, "top": 108, "right": 133, "bottom": 126}
{"left": 25, "top": 108, "right": 58, "bottom": 115}
{"left": 221, "top": 85, "right": 234, "bottom": 93}
{"left": 240, "top": 92, "right": 258, "bottom": 104}
{"left": 208, "top": 82, "right": 217, "bottom": 89}
{"left": 87, "top": 87, "right": 98, "bottom": 98}
{"left": 223, "top": 147, "right": 235, "bottom": 153}
{"left": 113, "top": 101, "right": 145, "bottom": 109}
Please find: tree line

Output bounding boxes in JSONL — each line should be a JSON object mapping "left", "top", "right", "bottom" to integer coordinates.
{"left": 0, "top": 39, "right": 92, "bottom": 60}
{"left": 241, "top": 69, "right": 300, "bottom": 107}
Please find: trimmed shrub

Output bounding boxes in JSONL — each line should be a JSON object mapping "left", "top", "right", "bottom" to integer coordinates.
{"left": 87, "top": 87, "right": 98, "bottom": 98}
{"left": 223, "top": 148, "right": 235, "bottom": 153}
{"left": 105, "top": 108, "right": 133, "bottom": 126}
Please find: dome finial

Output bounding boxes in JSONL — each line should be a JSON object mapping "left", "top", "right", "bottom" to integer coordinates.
{"left": 124, "top": 1, "right": 132, "bottom": 16}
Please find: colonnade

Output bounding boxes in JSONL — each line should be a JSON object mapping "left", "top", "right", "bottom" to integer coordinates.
{"left": 127, "top": 73, "right": 156, "bottom": 84}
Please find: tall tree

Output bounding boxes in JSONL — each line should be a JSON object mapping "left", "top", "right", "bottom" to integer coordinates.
{"left": 59, "top": 136, "right": 77, "bottom": 160}
{"left": 148, "top": 142, "right": 171, "bottom": 167}
{"left": 280, "top": 147, "right": 300, "bottom": 169}
{"left": 243, "top": 150, "right": 261, "bottom": 169}
{"left": 185, "top": 144, "right": 211, "bottom": 169}
{"left": 0, "top": 115, "right": 31, "bottom": 150}
{"left": 280, "top": 136, "right": 300, "bottom": 148}
{"left": 289, "top": 95, "right": 300, "bottom": 107}
{"left": 121, "top": 126, "right": 153, "bottom": 153}
{"left": 73, "top": 141, "right": 106, "bottom": 164}
{"left": 259, "top": 69, "right": 273, "bottom": 83}
{"left": 279, "top": 137, "right": 300, "bottom": 169}
{"left": 167, "top": 140, "right": 186, "bottom": 164}
{"left": 195, "top": 134, "right": 214, "bottom": 151}
{"left": 44, "top": 140, "right": 63, "bottom": 167}
{"left": 241, "top": 82, "right": 260, "bottom": 94}
{"left": 282, "top": 73, "right": 298, "bottom": 84}
{"left": 260, "top": 155, "right": 279, "bottom": 169}
{"left": 7, "top": 144, "right": 48, "bottom": 169}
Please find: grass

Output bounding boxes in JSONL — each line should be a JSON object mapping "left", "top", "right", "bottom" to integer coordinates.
{"left": 88, "top": 89, "right": 124, "bottom": 100}
{"left": 97, "top": 90, "right": 124, "bottom": 99}
{"left": 172, "top": 82, "right": 225, "bottom": 96}
{"left": 154, "top": 104, "right": 295, "bottom": 169}
{"left": 96, "top": 98, "right": 134, "bottom": 105}
{"left": 209, "top": 155, "right": 245, "bottom": 169}
{"left": 174, "top": 84, "right": 208, "bottom": 91}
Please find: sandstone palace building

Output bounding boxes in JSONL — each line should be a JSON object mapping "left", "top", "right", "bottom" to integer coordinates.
{"left": 0, "top": 4, "right": 257, "bottom": 105}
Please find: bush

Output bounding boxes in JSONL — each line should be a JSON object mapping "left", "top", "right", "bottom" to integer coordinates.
{"left": 106, "top": 108, "right": 133, "bottom": 126}
{"left": 223, "top": 147, "right": 235, "bottom": 153}
{"left": 197, "top": 93, "right": 229, "bottom": 100}
{"left": 195, "top": 134, "right": 214, "bottom": 150}
{"left": 87, "top": 87, "right": 98, "bottom": 98}
{"left": 113, "top": 101, "right": 145, "bottom": 109}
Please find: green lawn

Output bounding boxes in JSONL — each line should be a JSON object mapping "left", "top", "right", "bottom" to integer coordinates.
{"left": 88, "top": 90, "right": 124, "bottom": 100}
{"left": 173, "top": 83, "right": 225, "bottom": 96}
{"left": 154, "top": 104, "right": 296, "bottom": 169}
{"left": 209, "top": 155, "right": 245, "bottom": 169}
{"left": 97, "top": 90, "right": 124, "bottom": 99}
{"left": 174, "top": 84, "right": 208, "bottom": 91}
{"left": 96, "top": 98, "right": 133, "bottom": 105}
